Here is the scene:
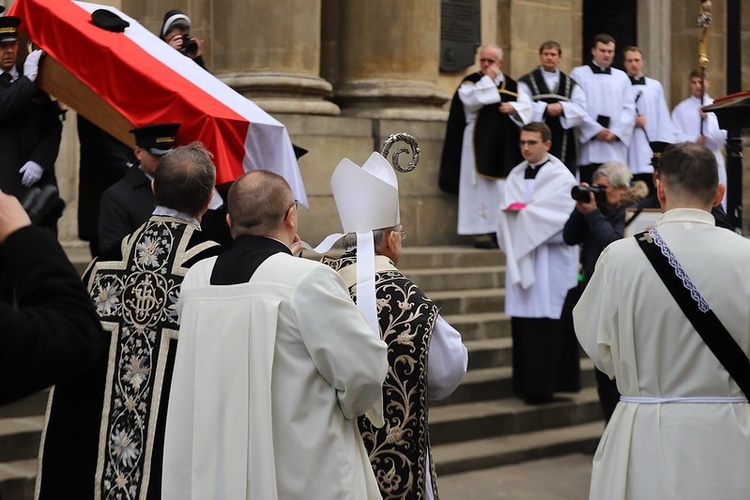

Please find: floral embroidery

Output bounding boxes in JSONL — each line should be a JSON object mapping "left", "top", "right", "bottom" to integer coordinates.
{"left": 86, "top": 217, "right": 217, "bottom": 499}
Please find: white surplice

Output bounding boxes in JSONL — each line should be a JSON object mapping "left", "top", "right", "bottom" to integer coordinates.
{"left": 574, "top": 209, "right": 750, "bottom": 500}
{"left": 672, "top": 94, "right": 728, "bottom": 207}
{"left": 627, "top": 77, "right": 679, "bottom": 174}
{"left": 570, "top": 64, "right": 636, "bottom": 165}
{"left": 162, "top": 253, "right": 388, "bottom": 500}
{"left": 496, "top": 154, "right": 579, "bottom": 318}
{"left": 519, "top": 67, "right": 588, "bottom": 130}
{"left": 457, "top": 73, "right": 532, "bottom": 235}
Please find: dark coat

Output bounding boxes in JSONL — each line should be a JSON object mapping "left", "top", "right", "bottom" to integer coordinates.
{"left": 76, "top": 115, "right": 135, "bottom": 243}
{"left": 97, "top": 166, "right": 155, "bottom": 253}
{"left": 0, "top": 69, "right": 62, "bottom": 198}
{"left": 98, "top": 167, "right": 233, "bottom": 253}
{"left": 0, "top": 225, "right": 103, "bottom": 405}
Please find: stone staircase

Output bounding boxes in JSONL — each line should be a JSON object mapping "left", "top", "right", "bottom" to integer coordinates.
{"left": 0, "top": 245, "right": 605, "bottom": 498}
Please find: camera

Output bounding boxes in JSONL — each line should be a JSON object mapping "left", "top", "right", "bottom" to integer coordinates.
{"left": 181, "top": 34, "right": 198, "bottom": 53}
{"left": 571, "top": 184, "right": 606, "bottom": 202}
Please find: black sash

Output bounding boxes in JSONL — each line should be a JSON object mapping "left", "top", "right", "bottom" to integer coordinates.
{"left": 636, "top": 230, "right": 750, "bottom": 399}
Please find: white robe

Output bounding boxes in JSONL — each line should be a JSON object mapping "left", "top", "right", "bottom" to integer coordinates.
{"left": 496, "top": 154, "right": 579, "bottom": 318}
{"left": 162, "top": 253, "right": 388, "bottom": 500}
{"left": 672, "top": 94, "right": 728, "bottom": 207}
{"left": 457, "top": 73, "right": 533, "bottom": 235}
{"left": 569, "top": 64, "right": 636, "bottom": 165}
{"left": 627, "top": 77, "right": 679, "bottom": 174}
{"left": 574, "top": 209, "right": 750, "bottom": 500}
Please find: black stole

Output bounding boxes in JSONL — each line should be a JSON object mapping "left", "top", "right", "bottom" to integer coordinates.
{"left": 439, "top": 72, "right": 523, "bottom": 193}
{"left": 322, "top": 253, "right": 440, "bottom": 499}
{"left": 519, "top": 68, "right": 579, "bottom": 173}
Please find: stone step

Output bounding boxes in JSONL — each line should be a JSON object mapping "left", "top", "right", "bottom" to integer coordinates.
{"left": 434, "top": 358, "right": 597, "bottom": 407}
{"left": 465, "top": 337, "right": 513, "bottom": 371}
{"left": 0, "top": 392, "right": 48, "bottom": 419}
{"left": 430, "top": 387, "right": 603, "bottom": 446}
{"left": 442, "top": 312, "right": 510, "bottom": 341}
{"left": 0, "top": 417, "right": 43, "bottom": 463}
{"left": 0, "top": 459, "right": 36, "bottom": 500}
{"left": 432, "top": 421, "right": 604, "bottom": 476}
{"left": 398, "top": 246, "right": 504, "bottom": 270}
{"left": 428, "top": 288, "right": 505, "bottom": 316}
{"left": 404, "top": 265, "right": 504, "bottom": 292}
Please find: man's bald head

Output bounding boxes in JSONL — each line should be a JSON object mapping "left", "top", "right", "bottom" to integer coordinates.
{"left": 227, "top": 170, "right": 295, "bottom": 238}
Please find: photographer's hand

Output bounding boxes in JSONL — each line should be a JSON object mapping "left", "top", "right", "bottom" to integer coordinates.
{"left": 167, "top": 33, "right": 184, "bottom": 51}
{"left": 0, "top": 190, "right": 31, "bottom": 243}
{"left": 575, "top": 184, "right": 598, "bottom": 215}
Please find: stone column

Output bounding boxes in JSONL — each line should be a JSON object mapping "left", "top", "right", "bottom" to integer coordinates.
{"left": 212, "top": 0, "right": 339, "bottom": 115}
{"left": 332, "top": 0, "right": 448, "bottom": 120}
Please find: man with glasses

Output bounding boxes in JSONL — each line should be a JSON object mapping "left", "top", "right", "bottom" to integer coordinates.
{"left": 0, "top": 15, "right": 65, "bottom": 231}
{"left": 322, "top": 151, "right": 467, "bottom": 499}
{"left": 496, "top": 122, "right": 578, "bottom": 404}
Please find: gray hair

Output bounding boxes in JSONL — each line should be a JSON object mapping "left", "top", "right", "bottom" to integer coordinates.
{"left": 593, "top": 162, "right": 632, "bottom": 189}
{"left": 342, "top": 227, "right": 392, "bottom": 252}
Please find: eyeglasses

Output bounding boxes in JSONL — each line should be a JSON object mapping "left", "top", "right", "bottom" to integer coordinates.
{"left": 284, "top": 200, "right": 299, "bottom": 221}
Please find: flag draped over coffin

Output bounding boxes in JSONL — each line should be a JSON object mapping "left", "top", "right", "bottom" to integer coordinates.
{"left": 8, "top": 0, "right": 307, "bottom": 204}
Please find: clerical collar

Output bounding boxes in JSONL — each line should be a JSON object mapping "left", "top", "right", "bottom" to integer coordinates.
{"left": 629, "top": 74, "right": 646, "bottom": 85}
{"left": 541, "top": 67, "right": 558, "bottom": 75}
{"left": 524, "top": 157, "right": 549, "bottom": 179}
{"left": 587, "top": 61, "right": 611, "bottom": 75}
{"left": 152, "top": 205, "right": 201, "bottom": 229}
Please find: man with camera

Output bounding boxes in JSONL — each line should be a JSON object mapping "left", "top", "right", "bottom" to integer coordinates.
{"left": 160, "top": 9, "right": 205, "bottom": 68}
{"left": 495, "top": 122, "right": 578, "bottom": 404}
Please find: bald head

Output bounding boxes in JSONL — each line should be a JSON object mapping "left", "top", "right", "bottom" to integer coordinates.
{"left": 153, "top": 142, "right": 216, "bottom": 217}
{"left": 227, "top": 170, "right": 295, "bottom": 238}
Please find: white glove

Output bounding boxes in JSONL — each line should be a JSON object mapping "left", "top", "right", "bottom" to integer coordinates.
{"left": 19, "top": 161, "right": 44, "bottom": 187}
{"left": 23, "top": 50, "right": 43, "bottom": 82}
{"left": 208, "top": 187, "right": 224, "bottom": 210}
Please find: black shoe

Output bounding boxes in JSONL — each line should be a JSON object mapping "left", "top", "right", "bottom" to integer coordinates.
{"left": 474, "top": 240, "right": 499, "bottom": 249}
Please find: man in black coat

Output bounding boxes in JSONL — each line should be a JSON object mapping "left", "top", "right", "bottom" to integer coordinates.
{"left": 0, "top": 189, "right": 103, "bottom": 406}
{"left": 0, "top": 16, "right": 64, "bottom": 231}
{"left": 77, "top": 115, "right": 136, "bottom": 257}
{"left": 98, "top": 123, "right": 233, "bottom": 252}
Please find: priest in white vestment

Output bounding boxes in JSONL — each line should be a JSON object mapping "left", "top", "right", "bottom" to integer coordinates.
{"left": 162, "top": 170, "right": 388, "bottom": 500}
{"left": 570, "top": 34, "right": 636, "bottom": 184}
{"left": 496, "top": 122, "right": 578, "bottom": 403}
{"left": 574, "top": 142, "right": 750, "bottom": 500}
{"left": 623, "top": 46, "right": 678, "bottom": 193}
{"left": 672, "top": 70, "right": 727, "bottom": 209}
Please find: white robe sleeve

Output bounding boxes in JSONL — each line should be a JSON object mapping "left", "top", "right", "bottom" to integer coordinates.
{"left": 609, "top": 80, "right": 637, "bottom": 146}
{"left": 573, "top": 247, "right": 616, "bottom": 378}
{"left": 295, "top": 266, "right": 389, "bottom": 421}
{"left": 458, "top": 75, "right": 501, "bottom": 112}
{"left": 427, "top": 315, "right": 468, "bottom": 400}
{"left": 518, "top": 81, "right": 548, "bottom": 122}
{"left": 559, "top": 83, "right": 588, "bottom": 130}
{"left": 509, "top": 83, "right": 533, "bottom": 126}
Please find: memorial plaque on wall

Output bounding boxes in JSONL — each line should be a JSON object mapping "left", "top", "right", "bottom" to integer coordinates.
{"left": 440, "top": 0, "right": 480, "bottom": 72}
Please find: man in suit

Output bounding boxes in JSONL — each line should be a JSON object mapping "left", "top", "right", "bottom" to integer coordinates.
{"left": 0, "top": 16, "right": 64, "bottom": 231}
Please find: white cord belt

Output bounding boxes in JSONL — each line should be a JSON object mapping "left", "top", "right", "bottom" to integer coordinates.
{"left": 620, "top": 396, "right": 748, "bottom": 404}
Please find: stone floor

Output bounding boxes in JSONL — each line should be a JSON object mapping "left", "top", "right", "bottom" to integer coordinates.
{"left": 437, "top": 453, "right": 593, "bottom": 500}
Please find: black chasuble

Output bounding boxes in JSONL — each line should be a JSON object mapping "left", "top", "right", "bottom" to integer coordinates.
{"left": 37, "top": 216, "right": 221, "bottom": 499}
{"left": 322, "top": 251, "right": 441, "bottom": 499}
{"left": 519, "top": 68, "right": 580, "bottom": 172}
{"left": 439, "top": 72, "right": 523, "bottom": 194}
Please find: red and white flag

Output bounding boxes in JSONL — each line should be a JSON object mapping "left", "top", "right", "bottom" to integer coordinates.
{"left": 9, "top": 0, "right": 307, "bottom": 204}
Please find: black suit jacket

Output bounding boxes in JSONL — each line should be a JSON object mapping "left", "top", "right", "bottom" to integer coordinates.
{"left": 0, "top": 225, "right": 103, "bottom": 405}
{"left": 0, "top": 68, "right": 62, "bottom": 198}
{"left": 77, "top": 115, "right": 135, "bottom": 243}
{"left": 97, "top": 166, "right": 155, "bottom": 253}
